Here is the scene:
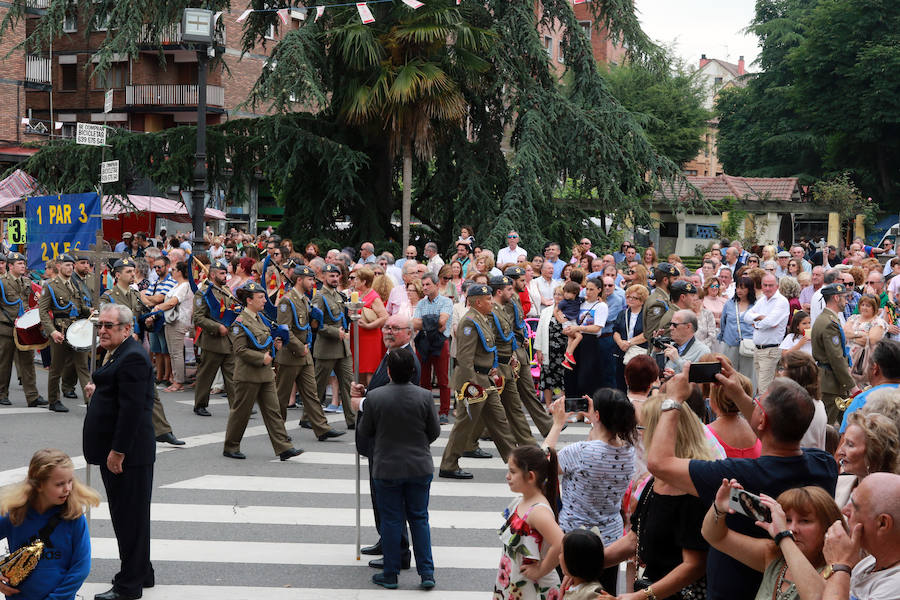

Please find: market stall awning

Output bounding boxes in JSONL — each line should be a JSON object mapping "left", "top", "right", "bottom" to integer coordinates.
{"left": 0, "top": 170, "right": 42, "bottom": 211}
{"left": 103, "top": 195, "right": 225, "bottom": 221}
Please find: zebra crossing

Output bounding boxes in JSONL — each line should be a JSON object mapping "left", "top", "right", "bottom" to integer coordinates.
{"left": 68, "top": 410, "right": 590, "bottom": 598}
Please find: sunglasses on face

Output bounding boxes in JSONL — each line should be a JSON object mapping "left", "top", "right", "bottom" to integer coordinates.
{"left": 508, "top": 235, "right": 518, "bottom": 239}
{"left": 98, "top": 321, "right": 124, "bottom": 330}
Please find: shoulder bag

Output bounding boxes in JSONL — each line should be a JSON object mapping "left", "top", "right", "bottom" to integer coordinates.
{"left": 735, "top": 303, "right": 756, "bottom": 357}
{"left": 0, "top": 513, "right": 62, "bottom": 586}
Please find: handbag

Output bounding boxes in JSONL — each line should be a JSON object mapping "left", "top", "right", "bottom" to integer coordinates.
{"left": 735, "top": 304, "right": 755, "bottom": 357}
{"left": 0, "top": 514, "right": 62, "bottom": 586}
{"left": 623, "top": 344, "right": 647, "bottom": 365}
{"left": 164, "top": 282, "right": 185, "bottom": 324}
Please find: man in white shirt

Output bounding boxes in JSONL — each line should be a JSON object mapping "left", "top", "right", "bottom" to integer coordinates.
{"left": 810, "top": 269, "right": 842, "bottom": 326}
{"left": 424, "top": 242, "right": 444, "bottom": 276}
{"left": 386, "top": 261, "right": 416, "bottom": 315}
{"left": 799, "top": 266, "right": 825, "bottom": 311}
{"left": 114, "top": 232, "right": 133, "bottom": 253}
{"left": 746, "top": 274, "right": 790, "bottom": 394}
{"left": 528, "top": 261, "right": 559, "bottom": 310}
{"left": 718, "top": 266, "right": 735, "bottom": 300}
{"left": 497, "top": 231, "right": 527, "bottom": 270}
{"left": 822, "top": 473, "right": 900, "bottom": 600}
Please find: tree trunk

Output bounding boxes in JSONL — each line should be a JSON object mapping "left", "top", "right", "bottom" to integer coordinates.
{"left": 402, "top": 140, "right": 412, "bottom": 250}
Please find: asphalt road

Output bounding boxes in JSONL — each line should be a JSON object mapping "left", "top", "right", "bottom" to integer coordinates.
{"left": 0, "top": 361, "right": 589, "bottom": 599}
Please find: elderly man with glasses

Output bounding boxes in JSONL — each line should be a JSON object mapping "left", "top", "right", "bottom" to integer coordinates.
{"left": 661, "top": 309, "right": 710, "bottom": 374}
{"left": 497, "top": 231, "right": 528, "bottom": 271}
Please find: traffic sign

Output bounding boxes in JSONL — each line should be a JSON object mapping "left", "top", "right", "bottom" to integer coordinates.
{"left": 76, "top": 122, "right": 107, "bottom": 146}
{"left": 6, "top": 218, "right": 26, "bottom": 244}
{"left": 100, "top": 160, "right": 119, "bottom": 184}
{"left": 104, "top": 89, "right": 113, "bottom": 114}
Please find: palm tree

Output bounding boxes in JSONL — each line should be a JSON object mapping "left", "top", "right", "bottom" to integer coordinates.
{"left": 330, "top": 2, "right": 493, "bottom": 249}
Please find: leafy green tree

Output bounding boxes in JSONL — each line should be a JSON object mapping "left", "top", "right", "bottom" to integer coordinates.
{"left": 600, "top": 59, "right": 710, "bottom": 167}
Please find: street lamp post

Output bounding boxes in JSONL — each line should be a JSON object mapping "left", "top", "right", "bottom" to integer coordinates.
{"left": 182, "top": 8, "right": 214, "bottom": 255}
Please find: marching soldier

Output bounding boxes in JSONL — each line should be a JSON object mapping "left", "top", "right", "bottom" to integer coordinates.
{"left": 0, "top": 252, "right": 45, "bottom": 407}
{"left": 223, "top": 281, "right": 304, "bottom": 461}
{"left": 484, "top": 275, "right": 535, "bottom": 446}
{"left": 191, "top": 259, "right": 237, "bottom": 417}
{"left": 643, "top": 262, "right": 679, "bottom": 353}
{"left": 276, "top": 265, "right": 345, "bottom": 440}
{"left": 313, "top": 263, "right": 355, "bottom": 429}
{"left": 101, "top": 258, "right": 184, "bottom": 445}
{"left": 812, "top": 282, "right": 859, "bottom": 425}
{"left": 61, "top": 253, "right": 96, "bottom": 400}
{"left": 439, "top": 283, "right": 516, "bottom": 480}
{"left": 504, "top": 266, "right": 553, "bottom": 437}
{"left": 38, "top": 253, "right": 92, "bottom": 412}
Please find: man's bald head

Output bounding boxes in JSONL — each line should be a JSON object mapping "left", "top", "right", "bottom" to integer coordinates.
{"left": 861, "top": 473, "right": 900, "bottom": 521}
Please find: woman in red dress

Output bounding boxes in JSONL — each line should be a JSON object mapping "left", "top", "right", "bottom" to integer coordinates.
{"left": 351, "top": 266, "right": 389, "bottom": 385}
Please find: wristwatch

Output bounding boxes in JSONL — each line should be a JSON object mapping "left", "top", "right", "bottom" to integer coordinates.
{"left": 660, "top": 398, "right": 682, "bottom": 412}
{"left": 773, "top": 530, "right": 795, "bottom": 546}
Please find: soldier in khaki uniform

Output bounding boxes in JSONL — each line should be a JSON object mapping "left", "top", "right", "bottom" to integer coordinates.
{"left": 101, "top": 257, "right": 184, "bottom": 445}
{"left": 482, "top": 275, "right": 535, "bottom": 446}
{"left": 313, "top": 263, "right": 355, "bottom": 428}
{"left": 223, "top": 281, "right": 304, "bottom": 461}
{"left": 642, "top": 263, "right": 679, "bottom": 357}
{"left": 191, "top": 260, "right": 237, "bottom": 417}
{"left": 439, "top": 283, "right": 516, "bottom": 480}
{"left": 276, "top": 265, "right": 345, "bottom": 441}
{"left": 504, "top": 266, "right": 553, "bottom": 437}
{"left": 38, "top": 253, "right": 92, "bottom": 412}
{"left": 0, "top": 252, "right": 45, "bottom": 407}
{"left": 812, "top": 282, "right": 858, "bottom": 425}
{"left": 61, "top": 254, "right": 96, "bottom": 400}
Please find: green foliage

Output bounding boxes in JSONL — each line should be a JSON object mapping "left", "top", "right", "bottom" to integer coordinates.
{"left": 811, "top": 172, "right": 877, "bottom": 240}
{"left": 600, "top": 58, "right": 711, "bottom": 167}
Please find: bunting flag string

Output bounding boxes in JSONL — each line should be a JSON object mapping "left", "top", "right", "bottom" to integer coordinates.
{"left": 229, "top": 0, "right": 427, "bottom": 26}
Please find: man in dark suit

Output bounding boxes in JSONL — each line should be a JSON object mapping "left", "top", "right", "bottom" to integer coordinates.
{"left": 351, "top": 313, "right": 421, "bottom": 568}
{"left": 84, "top": 303, "right": 156, "bottom": 600}
{"left": 359, "top": 347, "right": 440, "bottom": 589}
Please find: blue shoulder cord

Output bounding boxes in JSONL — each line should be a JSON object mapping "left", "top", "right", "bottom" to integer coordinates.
{"left": 466, "top": 317, "right": 498, "bottom": 369}
{"left": 237, "top": 316, "right": 274, "bottom": 357}
{"left": 102, "top": 291, "right": 142, "bottom": 332}
{"left": 287, "top": 297, "right": 313, "bottom": 345}
{"left": 0, "top": 279, "right": 25, "bottom": 317}
{"left": 47, "top": 282, "right": 78, "bottom": 318}
{"left": 320, "top": 290, "right": 348, "bottom": 329}
{"left": 511, "top": 299, "right": 525, "bottom": 330}
{"left": 491, "top": 311, "right": 518, "bottom": 351}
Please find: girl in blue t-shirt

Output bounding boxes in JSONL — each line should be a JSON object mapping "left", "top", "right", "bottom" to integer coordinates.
{"left": 0, "top": 449, "right": 100, "bottom": 600}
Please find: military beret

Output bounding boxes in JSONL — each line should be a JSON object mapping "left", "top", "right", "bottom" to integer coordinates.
{"left": 322, "top": 264, "right": 341, "bottom": 274}
{"left": 490, "top": 275, "right": 512, "bottom": 289}
{"left": 57, "top": 253, "right": 75, "bottom": 264}
{"left": 0, "top": 254, "right": 6, "bottom": 263}
{"left": 240, "top": 281, "right": 264, "bottom": 293}
{"left": 282, "top": 258, "right": 297, "bottom": 270}
{"left": 295, "top": 265, "right": 315, "bottom": 278}
{"left": 670, "top": 280, "right": 698, "bottom": 295}
{"left": 113, "top": 258, "right": 134, "bottom": 270}
{"left": 6, "top": 252, "right": 25, "bottom": 263}
{"left": 821, "top": 282, "right": 849, "bottom": 297}
{"left": 467, "top": 284, "right": 492, "bottom": 297}
{"left": 75, "top": 253, "right": 91, "bottom": 262}
{"left": 209, "top": 259, "right": 229, "bottom": 271}
{"left": 656, "top": 262, "right": 679, "bottom": 277}
{"left": 504, "top": 266, "right": 526, "bottom": 278}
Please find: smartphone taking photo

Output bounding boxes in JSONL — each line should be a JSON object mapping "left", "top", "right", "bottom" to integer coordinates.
{"left": 728, "top": 488, "right": 772, "bottom": 523}
{"left": 564, "top": 397, "right": 589, "bottom": 413}
{"left": 688, "top": 361, "right": 722, "bottom": 383}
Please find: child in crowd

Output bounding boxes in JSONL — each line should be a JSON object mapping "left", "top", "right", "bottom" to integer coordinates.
{"left": 556, "top": 281, "right": 583, "bottom": 370}
{"left": 559, "top": 529, "right": 608, "bottom": 599}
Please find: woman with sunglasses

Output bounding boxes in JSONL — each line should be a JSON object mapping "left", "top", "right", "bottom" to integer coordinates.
{"left": 718, "top": 276, "right": 756, "bottom": 381}
{"left": 702, "top": 277, "right": 727, "bottom": 329}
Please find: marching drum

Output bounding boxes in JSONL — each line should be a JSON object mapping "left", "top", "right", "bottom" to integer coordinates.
{"left": 65, "top": 319, "right": 95, "bottom": 352}
{"left": 14, "top": 308, "right": 49, "bottom": 351}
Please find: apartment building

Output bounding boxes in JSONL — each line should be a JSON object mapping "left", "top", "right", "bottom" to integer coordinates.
{"left": 537, "top": 2, "right": 627, "bottom": 76}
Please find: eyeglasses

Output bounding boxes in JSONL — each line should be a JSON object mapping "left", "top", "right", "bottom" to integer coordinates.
{"left": 507, "top": 235, "right": 518, "bottom": 239}
{"left": 348, "top": 275, "right": 358, "bottom": 280}
{"left": 753, "top": 395, "right": 768, "bottom": 419}
{"left": 603, "top": 283, "right": 615, "bottom": 287}
{"left": 626, "top": 295, "right": 641, "bottom": 300}
{"left": 671, "top": 322, "right": 690, "bottom": 328}
{"left": 580, "top": 241, "right": 591, "bottom": 246}
{"left": 441, "top": 276, "right": 451, "bottom": 281}
{"left": 382, "top": 325, "right": 411, "bottom": 332}
{"left": 98, "top": 321, "right": 124, "bottom": 330}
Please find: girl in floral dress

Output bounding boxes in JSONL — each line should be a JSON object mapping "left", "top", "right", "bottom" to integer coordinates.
{"left": 494, "top": 446, "right": 564, "bottom": 600}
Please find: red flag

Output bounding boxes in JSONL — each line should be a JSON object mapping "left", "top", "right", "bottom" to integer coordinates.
{"left": 219, "top": 297, "right": 226, "bottom": 318}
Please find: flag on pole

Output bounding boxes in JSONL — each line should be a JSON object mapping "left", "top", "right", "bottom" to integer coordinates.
{"left": 356, "top": 2, "right": 375, "bottom": 24}
{"left": 213, "top": 11, "right": 222, "bottom": 25}
{"left": 236, "top": 9, "right": 252, "bottom": 22}
{"left": 315, "top": 6, "right": 325, "bottom": 21}
{"left": 54, "top": 122, "right": 63, "bottom": 130}
{"left": 402, "top": 0, "right": 424, "bottom": 8}
{"left": 20, "top": 118, "right": 29, "bottom": 126}
{"left": 277, "top": 8, "right": 290, "bottom": 24}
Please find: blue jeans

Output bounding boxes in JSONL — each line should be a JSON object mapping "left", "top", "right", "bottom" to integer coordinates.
{"left": 373, "top": 475, "right": 434, "bottom": 577}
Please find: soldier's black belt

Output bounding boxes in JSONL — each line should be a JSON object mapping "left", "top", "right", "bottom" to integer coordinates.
{"left": 496, "top": 354, "right": 512, "bottom": 364}
{"left": 474, "top": 365, "right": 492, "bottom": 375}
{"left": 816, "top": 361, "right": 833, "bottom": 371}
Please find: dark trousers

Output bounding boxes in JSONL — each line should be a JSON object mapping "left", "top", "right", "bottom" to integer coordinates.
{"left": 373, "top": 475, "right": 434, "bottom": 577}
{"left": 564, "top": 334, "right": 616, "bottom": 398}
{"left": 369, "top": 466, "right": 409, "bottom": 554}
{"left": 101, "top": 463, "right": 154, "bottom": 596}
{"left": 419, "top": 340, "right": 451, "bottom": 415}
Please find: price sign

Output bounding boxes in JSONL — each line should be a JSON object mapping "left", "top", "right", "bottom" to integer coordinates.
{"left": 7, "top": 218, "right": 26, "bottom": 244}
{"left": 76, "top": 122, "right": 107, "bottom": 146}
{"left": 100, "top": 160, "right": 119, "bottom": 184}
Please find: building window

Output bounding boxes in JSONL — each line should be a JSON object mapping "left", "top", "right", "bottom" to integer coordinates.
{"left": 684, "top": 169, "right": 698, "bottom": 176}
{"left": 94, "top": 63, "right": 126, "bottom": 90}
{"left": 660, "top": 222, "right": 679, "bottom": 238}
{"left": 579, "top": 21, "right": 592, "bottom": 40}
{"left": 265, "top": 23, "right": 276, "bottom": 40}
{"left": 543, "top": 36, "right": 552, "bottom": 57}
{"left": 61, "top": 123, "right": 76, "bottom": 138}
{"left": 558, "top": 42, "right": 564, "bottom": 63}
{"left": 714, "top": 76, "right": 723, "bottom": 85}
{"left": 61, "top": 63, "right": 78, "bottom": 90}
{"left": 686, "top": 224, "right": 720, "bottom": 239}
{"left": 63, "top": 11, "right": 77, "bottom": 33}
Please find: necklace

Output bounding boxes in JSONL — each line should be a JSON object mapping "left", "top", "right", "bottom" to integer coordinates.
{"left": 772, "top": 560, "right": 793, "bottom": 600}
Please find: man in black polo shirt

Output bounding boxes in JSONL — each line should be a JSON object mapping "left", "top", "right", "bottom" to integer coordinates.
{"left": 646, "top": 362, "right": 838, "bottom": 600}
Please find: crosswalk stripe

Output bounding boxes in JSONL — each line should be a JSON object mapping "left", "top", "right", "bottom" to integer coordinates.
{"left": 90, "top": 538, "right": 499, "bottom": 569}
{"left": 277, "top": 451, "right": 508, "bottom": 470}
{"left": 164, "top": 475, "right": 513, "bottom": 498}
{"left": 92, "top": 503, "right": 500, "bottom": 529}
{"left": 78, "top": 583, "right": 485, "bottom": 599}
{"left": 0, "top": 407, "right": 51, "bottom": 415}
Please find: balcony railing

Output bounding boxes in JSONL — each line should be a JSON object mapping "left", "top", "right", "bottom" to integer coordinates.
{"left": 25, "top": 55, "right": 51, "bottom": 83}
{"left": 138, "top": 23, "right": 226, "bottom": 46}
{"left": 26, "top": 0, "right": 50, "bottom": 8}
{"left": 125, "top": 84, "right": 225, "bottom": 107}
